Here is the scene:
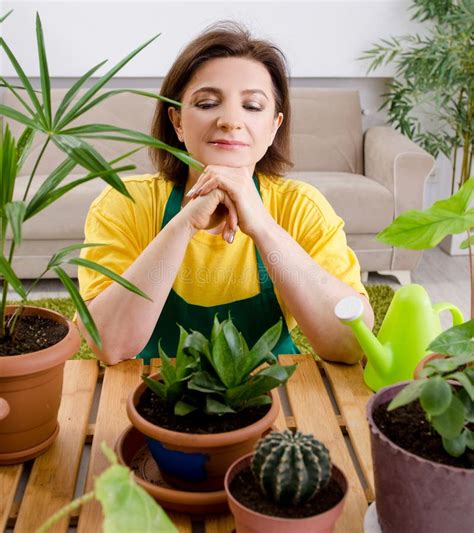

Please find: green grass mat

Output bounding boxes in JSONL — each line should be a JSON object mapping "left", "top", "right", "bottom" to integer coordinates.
{"left": 8, "top": 284, "right": 394, "bottom": 360}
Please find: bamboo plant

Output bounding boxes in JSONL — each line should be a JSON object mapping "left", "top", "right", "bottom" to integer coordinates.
{"left": 0, "top": 10, "right": 202, "bottom": 348}
{"left": 361, "top": 0, "right": 473, "bottom": 193}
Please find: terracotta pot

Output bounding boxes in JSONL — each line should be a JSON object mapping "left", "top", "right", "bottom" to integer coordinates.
{"left": 0, "top": 306, "right": 80, "bottom": 465}
{"left": 367, "top": 382, "right": 474, "bottom": 533}
{"left": 224, "top": 453, "right": 347, "bottom": 533}
{"left": 126, "top": 375, "right": 279, "bottom": 492}
{"left": 413, "top": 352, "right": 445, "bottom": 379}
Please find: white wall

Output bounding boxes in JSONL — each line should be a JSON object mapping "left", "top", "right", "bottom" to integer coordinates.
{"left": 0, "top": 1, "right": 446, "bottom": 204}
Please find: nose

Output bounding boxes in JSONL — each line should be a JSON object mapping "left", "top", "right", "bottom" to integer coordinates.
{"left": 216, "top": 103, "right": 243, "bottom": 130}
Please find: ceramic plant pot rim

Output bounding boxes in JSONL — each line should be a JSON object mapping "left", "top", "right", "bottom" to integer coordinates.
{"left": 413, "top": 353, "right": 445, "bottom": 380}
{"left": 224, "top": 452, "right": 348, "bottom": 523}
{"left": 127, "top": 373, "right": 280, "bottom": 448}
{"left": 367, "top": 380, "right": 474, "bottom": 476}
{"left": 0, "top": 305, "right": 80, "bottom": 377}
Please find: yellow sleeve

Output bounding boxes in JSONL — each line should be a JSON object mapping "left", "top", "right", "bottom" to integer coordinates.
{"left": 78, "top": 187, "right": 143, "bottom": 302}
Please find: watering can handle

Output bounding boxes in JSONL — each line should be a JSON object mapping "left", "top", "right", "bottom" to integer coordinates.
{"left": 432, "top": 302, "right": 464, "bottom": 326}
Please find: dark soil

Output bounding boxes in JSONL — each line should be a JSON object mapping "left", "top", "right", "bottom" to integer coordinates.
{"left": 373, "top": 400, "right": 474, "bottom": 469}
{"left": 230, "top": 466, "right": 343, "bottom": 518}
{"left": 136, "top": 387, "right": 271, "bottom": 434}
{"left": 0, "top": 314, "right": 68, "bottom": 356}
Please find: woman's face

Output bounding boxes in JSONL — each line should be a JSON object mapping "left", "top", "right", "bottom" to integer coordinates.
{"left": 169, "top": 57, "right": 283, "bottom": 176}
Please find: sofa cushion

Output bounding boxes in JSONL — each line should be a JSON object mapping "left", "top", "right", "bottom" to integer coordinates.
{"left": 287, "top": 172, "right": 394, "bottom": 234}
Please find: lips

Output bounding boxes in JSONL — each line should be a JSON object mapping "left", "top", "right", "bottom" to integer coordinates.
{"left": 209, "top": 139, "right": 248, "bottom": 146}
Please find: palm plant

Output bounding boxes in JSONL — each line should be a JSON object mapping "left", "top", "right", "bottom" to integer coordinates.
{"left": 361, "top": 0, "right": 473, "bottom": 193}
{"left": 0, "top": 10, "right": 202, "bottom": 348}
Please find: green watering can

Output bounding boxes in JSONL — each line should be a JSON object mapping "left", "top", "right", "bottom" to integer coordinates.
{"left": 335, "top": 284, "right": 464, "bottom": 392}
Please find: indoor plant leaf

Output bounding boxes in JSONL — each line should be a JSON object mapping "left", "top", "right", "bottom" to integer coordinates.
{"left": 444, "top": 372, "right": 474, "bottom": 401}
{"left": 174, "top": 400, "right": 198, "bottom": 416}
{"left": 142, "top": 375, "right": 166, "bottom": 400}
{"left": 419, "top": 376, "right": 452, "bottom": 416}
{"left": 425, "top": 353, "right": 474, "bottom": 373}
{"left": 0, "top": 253, "right": 27, "bottom": 299}
{"left": 205, "top": 395, "right": 236, "bottom": 415}
{"left": 0, "top": 104, "right": 39, "bottom": 129}
{"left": 442, "top": 431, "right": 467, "bottom": 458}
{"left": 431, "top": 394, "right": 465, "bottom": 439}
{"left": 47, "top": 243, "right": 108, "bottom": 269}
{"left": 4, "top": 200, "right": 26, "bottom": 245}
{"left": 188, "top": 371, "right": 227, "bottom": 394}
{"left": 35, "top": 13, "right": 52, "bottom": 127}
{"left": 211, "top": 326, "right": 236, "bottom": 388}
{"left": 16, "top": 127, "right": 35, "bottom": 171}
{"left": 427, "top": 320, "right": 474, "bottom": 356}
{"left": 158, "top": 341, "right": 176, "bottom": 386}
{"left": 388, "top": 379, "right": 427, "bottom": 410}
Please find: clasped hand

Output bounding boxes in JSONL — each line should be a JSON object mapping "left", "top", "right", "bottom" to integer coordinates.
{"left": 184, "top": 165, "right": 271, "bottom": 242}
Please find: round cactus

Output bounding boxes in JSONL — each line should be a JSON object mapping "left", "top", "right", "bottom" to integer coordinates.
{"left": 251, "top": 429, "right": 331, "bottom": 506}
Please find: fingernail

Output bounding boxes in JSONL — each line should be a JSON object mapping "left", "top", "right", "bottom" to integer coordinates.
{"left": 186, "top": 187, "right": 196, "bottom": 197}
{"left": 228, "top": 231, "right": 234, "bottom": 244}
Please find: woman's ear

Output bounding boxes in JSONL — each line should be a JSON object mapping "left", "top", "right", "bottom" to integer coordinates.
{"left": 269, "top": 112, "right": 284, "bottom": 146}
{"left": 168, "top": 106, "right": 184, "bottom": 142}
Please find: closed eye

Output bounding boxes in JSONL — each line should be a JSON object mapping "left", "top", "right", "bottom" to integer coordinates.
{"left": 195, "top": 102, "right": 263, "bottom": 112}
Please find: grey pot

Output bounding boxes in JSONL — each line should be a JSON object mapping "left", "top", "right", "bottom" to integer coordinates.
{"left": 367, "top": 382, "right": 474, "bottom": 533}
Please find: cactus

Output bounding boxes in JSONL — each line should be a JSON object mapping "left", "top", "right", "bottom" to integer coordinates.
{"left": 251, "top": 430, "right": 331, "bottom": 506}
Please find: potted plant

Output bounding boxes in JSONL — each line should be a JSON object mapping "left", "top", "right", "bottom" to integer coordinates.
{"left": 126, "top": 314, "right": 296, "bottom": 492}
{"left": 367, "top": 320, "right": 474, "bottom": 532}
{"left": 0, "top": 10, "right": 201, "bottom": 464}
{"left": 224, "top": 429, "right": 347, "bottom": 533}
{"left": 37, "top": 442, "right": 178, "bottom": 533}
{"left": 361, "top": 0, "right": 473, "bottom": 241}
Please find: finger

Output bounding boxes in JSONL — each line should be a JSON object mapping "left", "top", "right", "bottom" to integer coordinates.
{"left": 199, "top": 174, "right": 240, "bottom": 201}
{"left": 222, "top": 192, "right": 239, "bottom": 234}
{"left": 186, "top": 168, "right": 210, "bottom": 197}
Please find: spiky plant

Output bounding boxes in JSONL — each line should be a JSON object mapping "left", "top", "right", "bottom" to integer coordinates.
{"left": 251, "top": 430, "right": 331, "bottom": 506}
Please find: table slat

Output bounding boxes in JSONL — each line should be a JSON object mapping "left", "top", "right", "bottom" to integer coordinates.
{"left": 13, "top": 360, "right": 99, "bottom": 533}
{"left": 322, "top": 361, "right": 375, "bottom": 500}
{"left": 205, "top": 513, "right": 235, "bottom": 532}
{"left": 0, "top": 464, "right": 22, "bottom": 531}
{"left": 281, "top": 355, "right": 367, "bottom": 533}
{"left": 77, "top": 360, "right": 143, "bottom": 532}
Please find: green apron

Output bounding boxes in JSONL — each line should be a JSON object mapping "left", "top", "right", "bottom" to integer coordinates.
{"left": 137, "top": 175, "right": 299, "bottom": 363}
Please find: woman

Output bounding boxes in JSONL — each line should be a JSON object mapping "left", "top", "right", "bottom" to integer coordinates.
{"left": 77, "top": 22, "right": 374, "bottom": 366}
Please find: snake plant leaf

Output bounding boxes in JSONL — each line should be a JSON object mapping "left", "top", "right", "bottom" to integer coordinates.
{"left": 223, "top": 319, "right": 248, "bottom": 375}
{"left": 95, "top": 449, "right": 177, "bottom": 533}
{"left": 56, "top": 33, "right": 161, "bottom": 129}
{"left": 66, "top": 257, "right": 152, "bottom": 301}
{"left": 188, "top": 371, "right": 227, "bottom": 394}
{"left": 47, "top": 243, "right": 107, "bottom": 269}
{"left": 53, "top": 59, "right": 108, "bottom": 126}
{"left": 174, "top": 400, "right": 198, "bottom": 416}
{"left": 240, "top": 394, "right": 273, "bottom": 409}
{"left": 142, "top": 375, "right": 166, "bottom": 400}
{"left": 53, "top": 265, "right": 101, "bottom": 348}
{"left": 442, "top": 430, "right": 467, "bottom": 457}
{"left": 388, "top": 379, "right": 427, "bottom": 410}
{"left": 158, "top": 340, "right": 176, "bottom": 386}
{"left": 377, "top": 179, "right": 474, "bottom": 250}
{"left": 35, "top": 14, "right": 52, "bottom": 127}
{"left": 211, "top": 313, "right": 224, "bottom": 344}
{"left": 212, "top": 326, "right": 236, "bottom": 388}
{"left": 0, "top": 38, "right": 46, "bottom": 126}
{"left": 420, "top": 376, "right": 452, "bottom": 416}
{"left": 427, "top": 320, "right": 474, "bottom": 356}
{"left": 431, "top": 394, "right": 465, "bottom": 439}
{"left": 205, "top": 396, "right": 235, "bottom": 415}
{"left": 182, "top": 330, "right": 211, "bottom": 367}
{"left": 4, "top": 201, "right": 26, "bottom": 245}
{"left": 52, "top": 135, "right": 132, "bottom": 200}
{"left": 16, "top": 127, "right": 35, "bottom": 171}
{"left": 0, "top": 254, "right": 27, "bottom": 299}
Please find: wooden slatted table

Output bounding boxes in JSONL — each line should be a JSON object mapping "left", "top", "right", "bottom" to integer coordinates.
{"left": 1, "top": 354, "right": 374, "bottom": 532}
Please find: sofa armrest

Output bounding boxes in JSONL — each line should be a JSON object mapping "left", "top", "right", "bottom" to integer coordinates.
{"left": 364, "top": 126, "right": 435, "bottom": 216}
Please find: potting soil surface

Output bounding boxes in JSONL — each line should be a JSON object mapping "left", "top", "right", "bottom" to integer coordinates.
{"left": 137, "top": 387, "right": 271, "bottom": 433}
{"left": 374, "top": 400, "right": 474, "bottom": 469}
{"left": 230, "top": 466, "right": 343, "bottom": 518}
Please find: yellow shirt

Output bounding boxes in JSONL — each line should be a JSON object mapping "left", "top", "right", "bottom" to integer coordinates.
{"left": 78, "top": 173, "right": 367, "bottom": 330}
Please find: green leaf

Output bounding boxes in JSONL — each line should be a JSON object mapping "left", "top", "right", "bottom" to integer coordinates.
{"left": 205, "top": 396, "right": 235, "bottom": 415}
{"left": 142, "top": 375, "right": 166, "bottom": 400}
{"left": 428, "top": 320, "right": 474, "bottom": 357}
{"left": 94, "top": 451, "right": 177, "bottom": 533}
{"left": 425, "top": 353, "right": 474, "bottom": 373}
{"left": 442, "top": 431, "right": 467, "bottom": 458}
{"left": 377, "top": 179, "right": 474, "bottom": 250}
{"left": 431, "top": 394, "right": 465, "bottom": 439}
{"left": 0, "top": 9, "right": 13, "bottom": 23}
{"left": 445, "top": 372, "right": 474, "bottom": 401}
{"left": 35, "top": 14, "right": 52, "bottom": 127}
{"left": 66, "top": 257, "right": 152, "bottom": 301}
{"left": 53, "top": 266, "right": 101, "bottom": 348}
{"left": 419, "top": 377, "right": 452, "bottom": 415}
{"left": 460, "top": 235, "right": 474, "bottom": 250}
{"left": 158, "top": 341, "right": 176, "bottom": 386}
{"left": 240, "top": 319, "right": 282, "bottom": 379}
{"left": 188, "top": 371, "right": 227, "bottom": 394}
{"left": 388, "top": 380, "right": 427, "bottom": 410}
{"left": 52, "top": 135, "right": 133, "bottom": 200}
{"left": 16, "top": 127, "right": 35, "bottom": 171}
{"left": 0, "top": 125, "right": 17, "bottom": 208}
{"left": 466, "top": 429, "right": 474, "bottom": 450}
{"left": 175, "top": 324, "right": 190, "bottom": 379}
{"left": 211, "top": 313, "right": 223, "bottom": 345}
{"left": 56, "top": 34, "right": 161, "bottom": 129}
{"left": 223, "top": 319, "right": 247, "bottom": 372}
{"left": 212, "top": 327, "right": 236, "bottom": 388}
{"left": 47, "top": 243, "right": 107, "bottom": 269}
{"left": 174, "top": 400, "right": 198, "bottom": 416}
{"left": 458, "top": 389, "right": 474, "bottom": 423}
{"left": 240, "top": 394, "right": 273, "bottom": 409}
{"left": 0, "top": 253, "right": 27, "bottom": 299}
{"left": 0, "top": 104, "right": 39, "bottom": 129}
{"left": 4, "top": 200, "right": 26, "bottom": 245}
{"left": 182, "top": 330, "right": 211, "bottom": 373}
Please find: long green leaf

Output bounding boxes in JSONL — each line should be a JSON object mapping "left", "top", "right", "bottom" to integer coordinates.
{"left": 66, "top": 257, "right": 152, "bottom": 301}
{"left": 53, "top": 265, "right": 101, "bottom": 348}
{"left": 212, "top": 326, "right": 236, "bottom": 388}
{"left": 174, "top": 400, "right": 198, "bottom": 416}
{"left": 0, "top": 104, "right": 40, "bottom": 129}
{"left": 0, "top": 76, "right": 35, "bottom": 116}
{"left": 0, "top": 9, "right": 13, "bottom": 23}
{"left": 158, "top": 341, "right": 176, "bottom": 386}
{"left": 388, "top": 379, "right": 427, "bottom": 410}
{"left": 239, "top": 319, "right": 282, "bottom": 379}
{"left": 48, "top": 243, "right": 108, "bottom": 269}
{"left": 0, "top": 254, "right": 27, "bottom": 299}
{"left": 56, "top": 34, "right": 161, "bottom": 129}
{"left": 35, "top": 13, "right": 51, "bottom": 127}
{"left": 0, "top": 125, "right": 17, "bottom": 208}
{"left": 142, "top": 375, "right": 166, "bottom": 400}
{"left": 5, "top": 201, "right": 26, "bottom": 245}
{"left": 16, "top": 127, "right": 35, "bottom": 171}
{"left": 205, "top": 396, "right": 235, "bottom": 415}
{"left": 52, "top": 135, "right": 133, "bottom": 199}
{"left": 428, "top": 320, "right": 474, "bottom": 356}
{"left": 0, "top": 37, "right": 46, "bottom": 125}
{"left": 53, "top": 59, "right": 108, "bottom": 126}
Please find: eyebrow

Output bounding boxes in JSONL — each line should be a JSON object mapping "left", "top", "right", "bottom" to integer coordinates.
{"left": 190, "top": 87, "right": 269, "bottom": 100}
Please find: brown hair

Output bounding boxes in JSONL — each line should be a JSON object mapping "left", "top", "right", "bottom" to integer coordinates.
{"left": 149, "top": 21, "right": 292, "bottom": 184}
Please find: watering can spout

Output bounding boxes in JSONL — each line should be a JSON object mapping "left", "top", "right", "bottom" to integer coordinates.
{"left": 335, "top": 297, "right": 392, "bottom": 381}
